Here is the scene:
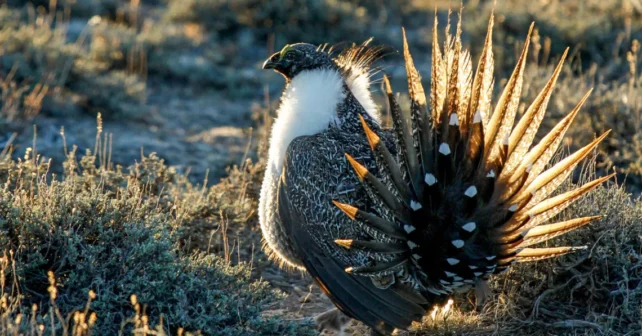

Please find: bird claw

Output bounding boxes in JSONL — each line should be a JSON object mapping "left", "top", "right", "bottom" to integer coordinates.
{"left": 314, "top": 308, "right": 351, "bottom": 335}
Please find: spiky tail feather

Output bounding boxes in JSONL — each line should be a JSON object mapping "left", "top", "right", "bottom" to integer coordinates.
{"left": 332, "top": 13, "right": 611, "bottom": 297}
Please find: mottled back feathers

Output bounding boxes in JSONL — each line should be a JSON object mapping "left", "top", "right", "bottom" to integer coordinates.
{"left": 328, "top": 11, "right": 610, "bottom": 329}
{"left": 268, "top": 12, "right": 610, "bottom": 335}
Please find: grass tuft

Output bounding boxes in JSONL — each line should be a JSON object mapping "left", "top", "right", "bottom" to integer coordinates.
{"left": 0, "top": 119, "right": 314, "bottom": 335}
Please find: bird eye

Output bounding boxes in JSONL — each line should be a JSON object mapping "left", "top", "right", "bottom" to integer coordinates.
{"left": 279, "top": 45, "right": 295, "bottom": 61}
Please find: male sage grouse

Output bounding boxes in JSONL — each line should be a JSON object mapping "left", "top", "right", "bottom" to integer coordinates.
{"left": 259, "top": 13, "right": 611, "bottom": 336}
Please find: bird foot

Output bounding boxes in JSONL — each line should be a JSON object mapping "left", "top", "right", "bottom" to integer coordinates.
{"left": 314, "top": 308, "right": 352, "bottom": 335}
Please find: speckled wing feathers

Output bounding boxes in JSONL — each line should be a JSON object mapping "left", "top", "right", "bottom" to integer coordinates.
{"left": 275, "top": 12, "right": 612, "bottom": 335}
{"left": 277, "top": 133, "right": 424, "bottom": 334}
{"left": 331, "top": 11, "right": 611, "bottom": 307}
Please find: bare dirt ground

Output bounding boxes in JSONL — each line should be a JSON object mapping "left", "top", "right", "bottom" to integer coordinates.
{"left": 261, "top": 265, "right": 374, "bottom": 336}
{"left": 8, "top": 82, "right": 257, "bottom": 183}
{"left": 3, "top": 1, "right": 641, "bottom": 334}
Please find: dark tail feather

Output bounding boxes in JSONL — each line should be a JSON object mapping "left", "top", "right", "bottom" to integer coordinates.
{"left": 332, "top": 12, "right": 610, "bottom": 302}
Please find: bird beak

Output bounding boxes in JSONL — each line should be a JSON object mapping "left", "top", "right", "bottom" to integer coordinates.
{"left": 264, "top": 44, "right": 296, "bottom": 77}
{"left": 262, "top": 51, "right": 282, "bottom": 70}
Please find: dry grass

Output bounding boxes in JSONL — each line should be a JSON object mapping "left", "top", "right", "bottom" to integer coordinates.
{"left": 0, "top": 116, "right": 314, "bottom": 335}
{"left": 1, "top": 0, "right": 642, "bottom": 335}
{"left": 408, "top": 161, "right": 642, "bottom": 335}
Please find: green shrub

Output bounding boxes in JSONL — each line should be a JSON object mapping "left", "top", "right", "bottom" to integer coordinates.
{"left": 0, "top": 128, "right": 314, "bottom": 335}
{"left": 413, "top": 166, "right": 641, "bottom": 335}
{"left": 163, "top": 0, "right": 424, "bottom": 47}
{"left": 513, "top": 37, "right": 642, "bottom": 192}
{"left": 0, "top": 5, "right": 148, "bottom": 122}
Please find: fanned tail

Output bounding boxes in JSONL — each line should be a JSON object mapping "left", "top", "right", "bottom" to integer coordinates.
{"left": 332, "top": 12, "right": 611, "bottom": 297}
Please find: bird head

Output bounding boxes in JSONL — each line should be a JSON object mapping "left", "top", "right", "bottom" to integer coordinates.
{"left": 262, "top": 43, "right": 335, "bottom": 79}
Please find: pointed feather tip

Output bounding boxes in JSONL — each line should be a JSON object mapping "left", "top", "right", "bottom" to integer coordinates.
{"left": 504, "top": 46, "right": 570, "bottom": 155}
{"left": 588, "top": 130, "right": 611, "bottom": 150}
{"left": 512, "top": 22, "right": 534, "bottom": 70}
{"left": 483, "top": 20, "right": 533, "bottom": 154}
{"left": 577, "top": 173, "right": 616, "bottom": 191}
{"left": 402, "top": 27, "right": 421, "bottom": 79}
{"left": 345, "top": 153, "right": 368, "bottom": 180}
{"left": 516, "top": 245, "right": 587, "bottom": 259}
{"left": 562, "top": 87, "right": 592, "bottom": 120}
{"left": 576, "top": 88, "right": 594, "bottom": 107}
{"left": 483, "top": 12, "right": 494, "bottom": 45}
{"left": 601, "top": 129, "right": 612, "bottom": 138}
{"left": 554, "top": 129, "right": 610, "bottom": 171}
{"left": 523, "top": 215, "right": 603, "bottom": 239}
{"left": 541, "top": 46, "right": 568, "bottom": 85}
{"left": 544, "top": 87, "right": 592, "bottom": 134}
{"left": 358, "top": 114, "right": 380, "bottom": 150}
{"left": 597, "top": 172, "right": 616, "bottom": 185}
{"left": 402, "top": 27, "right": 412, "bottom": 59}
{"left": 527, "top": 22, "right": 535, "bottom": 36}
{"left": 560, "top": 47, "right": 570, "bottom": 60}
{"left": 455, "top": 3, "right": 463, "bottom": 37}
{"left": 382, "top": 74, "right": 393, "bottom": 95}
{"left": 334, "top": 239, "right": 354, "bottom": 249}
{"left": 525, "top": 173, "right": 615, "bottom": 219}
{"left": 576, "top": 172, "right": 616, "bottom": 194}
{"left": 332, "top": 200, "right": 358, "bottom": 220}
{"left": 433, "top": 6, "right": 438, "bottom": 24}
{"left": 432, "top": 10, "right": 439, "bottom": 43}
{"left": 520, "top": 22, "right": 535, "bottom": 61}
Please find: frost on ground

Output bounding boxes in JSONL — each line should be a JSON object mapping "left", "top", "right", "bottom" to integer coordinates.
{"left": 0, "top": 0, "right": 641, "bottom": 335}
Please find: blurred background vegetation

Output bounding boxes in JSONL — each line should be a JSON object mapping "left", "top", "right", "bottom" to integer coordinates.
{"left": 0, "top": 0, "right": 641, "bottom": 334}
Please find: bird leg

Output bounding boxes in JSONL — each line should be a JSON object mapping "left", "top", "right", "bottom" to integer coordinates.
{"left": 314, "top": 308, "right": 352, "bottom": 335}
{"left": 474, "top": 279, "right": 492, "bottom": 310}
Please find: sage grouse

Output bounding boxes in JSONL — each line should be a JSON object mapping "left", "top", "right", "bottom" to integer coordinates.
{"left": 259, "top": 13, "right": 611, "bottom": 336}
